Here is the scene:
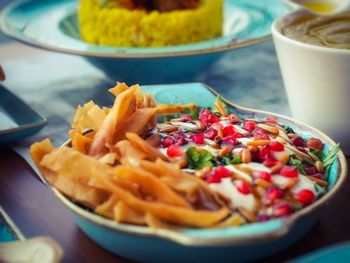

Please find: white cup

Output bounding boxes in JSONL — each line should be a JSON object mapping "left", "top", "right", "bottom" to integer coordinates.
{"left": 272, "top": 10, "right": 350, "bottom": 154}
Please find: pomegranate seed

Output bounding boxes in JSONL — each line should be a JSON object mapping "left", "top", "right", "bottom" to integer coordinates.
{"left": 206, "top": 173, "right": 221, "bottom": 184}
{"left": 244, "top": 121, "right": 256, "bottom": 131}
{"left": 265, "top": 117, "right": 278, "bottom": 124}
{"left": 210, "top": 122, "right": 223, "bottom": 131}
{"left": 166, "top": 145, "right": 183, "bottom": 158}
{"left": 253, "top": 128, "right": 269, "bottom": 140}
{"left": 222, "top": 136, "right": 239, "bottom": 145}
{"left": 208, "top": 114, "right": 220, "bottom": 124}
{"left": 235, "top": 180, "right": 251, "bottom": 195}
{"left": 279, "top": 166, "right": 298, "bottom": 178}
{"left": 175, "top": 137, "right": 187, "bottom": 146}
{"left": 161, "top": 136, "right": 175, "bottom": 148}
{"left": 292, "top": 137, "right": 305, "bottom": 147}
{"left": 263, "top": 158, "right": 278, "bottom": 167}
{"left": 183, "top": 114, "right": 192, "bottom": 121}
{"left": 310, "top": 173, "right": 323, "bottom": 179}
{"left": 223, "top": 126, "right": 235, "bottom": 137}
{"left": 265, "top": 187, "right": 284, "bottom": 204}
{"left": 191, "top": 134, "right": 205, "bottom": 145}
{"left": 171, "top": 132, "right": 186, "bottom": 140}
{"left": 200, "top": 108, "right": 212, "bottom": 116}
{"left": 257, "top": 215, "right": 269, "bottom": 222}
{"left": 228, "top": 114, "right": 240, "bottom": 123}
{"left": 214, "top": 166, "right": 232, "bottom": 179}
{"left": 199, "top": 115, "right": 209, "bottom": 126}
{"left": 270, "top": 141, "right": 284, "bottom": 152}
{"left": 306, "top": 138, "right": 323, "bottom": 151}
{"left": 259, "top": 145, "right": 271, "bottom": 160}
{"left": 203, "top": 129, "right": 218, "bottom": 140}
{"left": 232, "top": 132, "right": 243, "bottom": 138}
{"left": 304, "top": 166, "right": 317, "bottom": 175}
{"left": 273, "top": 203, "right": 292, "bottom": 217}
{"left": 297, "top": 146, "right": 307, "bottom": 153}
{"left": 294, "top": 189, "right": 316, "bottom": 205}
{"left": 257, "top": 171, "right": 272, "bottom": 182}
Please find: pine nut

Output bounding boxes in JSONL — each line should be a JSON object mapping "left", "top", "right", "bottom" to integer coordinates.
{"left": 215, "top": 100, "right": 228, "bottom": 117}
{"left": 307, "top": 176, "right": 328, "bottom": 187}
{"left": 238, "top": 206, "right": 257, "bottom": 222}
{"left": 145, "top": 133, "right": 161, "bottom": 147}
{"left": 255, "top": 178, "right": 272, "bottom": 189}
{"left": 158, "top": 126, "right": 179, "bottom": 133}
{"left": 195, "top": 120, "right": 206, "bottom": 131}
{"left": 247, "top": 140, "right": 271, "bottom": 147}
{"left": 219, "top": 144, "right": 234, "bottom": 157}
{"left": 257, "top": 124, "right": 279, "bottom": 135}
{"left": 315, "top": 161, "right": 324, "bottom": 173}
{"left": 241, "top": 149, "right": 252, "bottom": 163}
{"left": 270, "top": 162, "right": 283, "bottom": 174}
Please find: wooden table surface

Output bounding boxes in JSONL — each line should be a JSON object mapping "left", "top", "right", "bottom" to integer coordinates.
{"left": 0, "top": 41, "right": 350, "bottom": 262}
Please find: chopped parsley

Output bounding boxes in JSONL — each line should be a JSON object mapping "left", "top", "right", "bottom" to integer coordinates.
{"left": 310, "top": 148, "right": 324, "bottom": 160}
{"left": 288, "top": 155, "right": 307, "bottom": 174}
{"left": 223, "top": 155, "right": 243, "bottom": 165}
{"left": 283, "top": 125, "right": 294, "bottom": 134}
{"left": 186, "top": 147, "right": 213, "bottom": 169}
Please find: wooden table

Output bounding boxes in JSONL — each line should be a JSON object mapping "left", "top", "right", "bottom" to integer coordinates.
{"left": 1, "top": 42, "right": 350, "bottom": 263}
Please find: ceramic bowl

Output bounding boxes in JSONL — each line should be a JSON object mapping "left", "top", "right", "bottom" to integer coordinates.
{"left": 49, "top": 83, "right": 346, "bottom": 263}
{"left": 0, "top": 0, "right": 286, "bottom": 84}
{"left": 272, "top": 9, "right": 350, "bottom": 154}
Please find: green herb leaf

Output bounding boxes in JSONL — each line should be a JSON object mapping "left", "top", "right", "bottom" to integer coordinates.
{"left": 310, "top": 148, "right": 324, "bottom": 160}
{"left": 288, "top": 155, "right": 306, "bottom": 174}
{"left": 213, "top": 95, "right": 229, "bottom": 116}
{"left": 186, "top": 146, "right": 213, "bottom": 169}
{"left": 283, "top": 125, "right": 294, "bottom": 134}
{"left": 183, "top": 108, "right": 199, "bottom": 120}
{"left": 224, "top": 155, "right": 243, "bottom": 165}
{"left": 164, "top": 114, "right": 177, "bottom": 121}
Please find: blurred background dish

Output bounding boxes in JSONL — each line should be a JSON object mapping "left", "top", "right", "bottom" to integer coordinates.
{"left": 0, "top": 0, "right": 286, "bottom": 84}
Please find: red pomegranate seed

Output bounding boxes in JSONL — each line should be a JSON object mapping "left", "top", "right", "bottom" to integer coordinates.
{"left": 183, "top": 114, "right": 192, "bottom": 121}
{"left": 232, "top": 132, "right": 243, "bottom": 138}
{"left": 292, "top": 137, "right": 305, "bottom": 147}
{"left": 235, "top": 180, "right": 251, "bottom": 195}
{"left": 310, "top": 173, "right": 323, "bottom": 180}
{"left": 294, "top": 189, "right": 316, "bottom": 205}
{"left": 175, "top": 137, "right": 187, "bottom": 146}
{"left": 265, "top": 187, "right": 284, "bottom": 203}
{"left": 279, "top": 166, "right": 298, "bottom": 178}
{"left": 263, "top": 158, "right": 278, "bottom": 167}
{"left": 206, "top": 173, "right": 221, "bottom": 184}
{"left": 257, "top": 215, "right": 269, "bottom": 222}
{"left": 273, "top": 203, "right": 292, "bottom": 217}
{"left": 203, "top": 129, "right": 218, "bottom": 140}
{"left": 214, "top": 166, "right": 232, "bottom": 179}
{"left": 222, "top": 136, "right": 239, "bottom": 145}
{"left": 306, "top": 138, "right": 323, "bottom": 151}
{"left": 253, "top": 128, "right": 269, "bottom": 140}
{"left": 166, "top": 145, "right": 183, "bottom": 158}
{"left": 259, "top": 145, "right": 271, "bottom": 160}
{"left": 257, "top": 171, "right": 272, "bottom": 182}
{"left": 223, "top": 125, "right": 235, "bottom": 137}
{"left": 161, "top": 136, "right": 175, "bottom": 148}
{"left": 244, "top": 121, "right": 256, "bottom": 131}
{"left": 191, "top": 134, "right": 205, "bottom": 145}
{"left": 208, "top": 114, "right": 220, "bottom": 124}
{"left": 304, "top": 166, "right": 317, "bottom": 175}
{"left": 200, "top": 108, "right": 212, "bottom": 116}
{"left": 265, "top": 117, "right": 278, "bottom": 124}
{"left": 270, "top": 141, "right": 284, "bottom": 152}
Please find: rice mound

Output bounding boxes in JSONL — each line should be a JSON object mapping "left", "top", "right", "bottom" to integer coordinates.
{"left": 78, "top": 0, "right": 223, "bottom": 47}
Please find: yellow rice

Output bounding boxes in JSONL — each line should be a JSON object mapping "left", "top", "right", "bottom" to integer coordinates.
{"left": 78, "top": 0, "right": 223, "bottom": 47}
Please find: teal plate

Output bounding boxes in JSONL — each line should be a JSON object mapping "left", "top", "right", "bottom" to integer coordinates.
{"left": 291, "top": 243, "right": 350, "bottom": 263}
{"left": 0, "top": 84, "right": 47, "bottom": 144}
{"left": 0, "top": 207, "right": 24, "bottom": 242}
{"left": 47, "top": 83, "right": 346, "bottom": 263}
{"left": 0, "top": 0, "right": 286, "bottom": 83}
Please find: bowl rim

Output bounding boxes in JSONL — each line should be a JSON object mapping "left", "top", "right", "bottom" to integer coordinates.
{"left": 44, "top": 83, "right": 348, "bottom": 247}
{"left": 0, "top": 0, "right": 280, "bottom": 59}
{"left": 271, "top": 9, "right": 350, "bottom": 55}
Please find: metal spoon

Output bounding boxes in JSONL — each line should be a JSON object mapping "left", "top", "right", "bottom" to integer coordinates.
{"left": 284, "top": 0, "right": 350, "bottom": 15}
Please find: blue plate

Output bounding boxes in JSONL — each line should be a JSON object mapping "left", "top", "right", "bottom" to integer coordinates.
{"left": 291, "top": 243, "right": 350, "bottom": 263}
{"left": 48, "top": 83, "right": 347, "bottom": 263}
{"left": 0, "top": 84, "right": 47, "bottom": 144}
{"left": 0, "top": 207, "right": 24, "bottom": 242}
{"left": 0, "top": 0, "right": 286, "bottom": 83}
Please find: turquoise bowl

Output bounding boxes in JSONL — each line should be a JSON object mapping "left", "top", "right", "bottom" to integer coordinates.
{"left": 0, "top": 0, "right": 286, "bottom": 83}
{"left": 50, "top": 83, "right": 346, "bottom": 263}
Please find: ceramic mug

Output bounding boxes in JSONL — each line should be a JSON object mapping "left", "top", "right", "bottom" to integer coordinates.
{"left": 272, "top": 9, "right": 350, "bottom": 154}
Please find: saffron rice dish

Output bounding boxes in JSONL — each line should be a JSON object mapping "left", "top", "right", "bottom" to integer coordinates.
{"left": 78, "top": 0, "right": 223, "bottom": 47}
